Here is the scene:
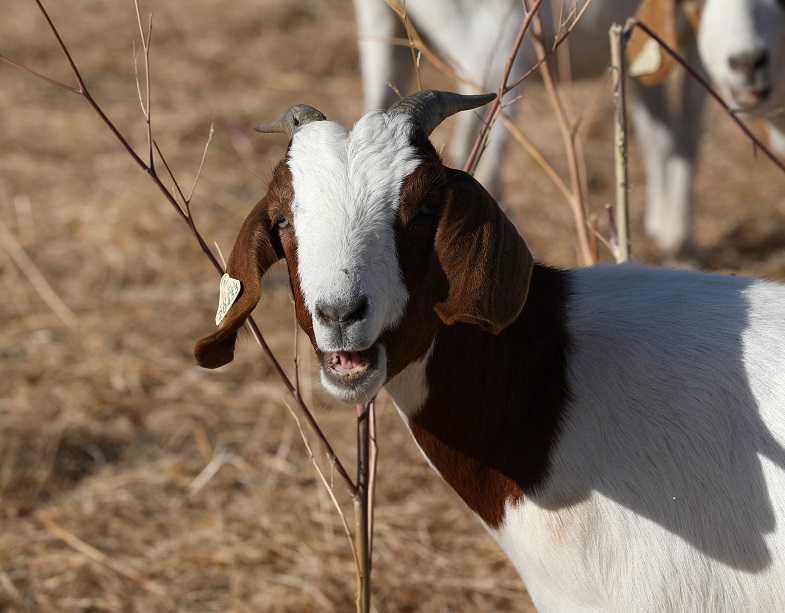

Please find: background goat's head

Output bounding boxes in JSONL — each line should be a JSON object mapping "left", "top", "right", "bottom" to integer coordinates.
{"left": 195, "top": 90, "right": 534, "bottom": 403}
{"left": 699, "top": 0, "right": 785, "bottom": 114}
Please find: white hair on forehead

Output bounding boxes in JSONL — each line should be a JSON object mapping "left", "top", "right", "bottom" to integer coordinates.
{"left": 286, "top": 111, "right": 423, "bottom": 351}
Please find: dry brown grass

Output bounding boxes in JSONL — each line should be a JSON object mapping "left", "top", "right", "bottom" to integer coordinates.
{"left": 2, "top": 1, "right": 785, "bottom": 611}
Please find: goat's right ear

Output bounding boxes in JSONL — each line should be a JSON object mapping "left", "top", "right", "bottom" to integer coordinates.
{"left": 194, "top": 200, "right": 280, "bottom": 368}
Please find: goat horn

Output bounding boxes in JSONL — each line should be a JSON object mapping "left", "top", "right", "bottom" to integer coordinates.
{"left": 387, "top": 90, "right": 497, "bottom": 136}
{"left": 254, "top": 104, "right": 327, "bottom": 138}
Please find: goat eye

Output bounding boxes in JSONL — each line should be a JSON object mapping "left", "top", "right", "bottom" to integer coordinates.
{"left": 276, "top": 217, "right": 290, "bottom": 230}
{"left": 418, "top": 202, "right": 436, "bottom": 216}
{"left": 412, "top": 201, "right": 436, "bottom": 221}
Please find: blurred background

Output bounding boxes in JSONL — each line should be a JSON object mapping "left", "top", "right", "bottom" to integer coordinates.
{"left": 1, "top": 0, "right": 784, "bottom": 611}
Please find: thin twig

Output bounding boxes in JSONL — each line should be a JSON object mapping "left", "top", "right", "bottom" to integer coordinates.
{"left": 293, "top": 302, "right": 302, "bottom": 405}
{"left": 0, "top": 217, "right": 78, "bottom": 326}
{"left": 285, "top": 403, "right": 359, "bottom": 570}
{"left": 464, "top": 0, "right": 544, "bottom": 175}
{"left": 38, "top": 514, "right": 170, "bottom": 596}
{"left": 152, "top": 141, "right": 189, "bottom": 216}
{"left": 368, "top": 34, "right": 474, "bottom": 89}
{"left": 134, "top": 0, "right": 155, "bottom": 171}
{"left": 499, "top": 113, "right": 573, "bottom": 201}
{"left": 383, "top": 0, "right": 426, "bottom": 93}
{"left": 609, "top": 22, "right": 630, "bottom": 262}
{"left": 394, "top": 0, "right": 423, "bottom": 93}
{"left": 529, "top": 5, "right": 594, "bottom": 265}
{"left": 186, "top": 122, "right": 215, "bottom": 204}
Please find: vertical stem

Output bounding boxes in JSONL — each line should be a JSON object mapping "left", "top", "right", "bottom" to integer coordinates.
{"left": 530, "top": 11, "right": 594, "bottom": 265}
{"left": 610, "top": 22, "right": 631, "bottom": 263}
{"left": 354, "top": 400, "right": 373, "bottom": 612}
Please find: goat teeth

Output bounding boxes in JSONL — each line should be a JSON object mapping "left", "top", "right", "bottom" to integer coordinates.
{"left": 731, "top": 86, "right": 771, "bottom": 109}
{"left": 328, "top": 350, "right": 370, "bottom": 376}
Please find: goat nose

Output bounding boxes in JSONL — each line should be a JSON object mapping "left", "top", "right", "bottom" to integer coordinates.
{"left": 728, "top": 50, "right": 769, "bottom": 77}
{"left": 315, "top": 296, "right": 369, "bottom": 326}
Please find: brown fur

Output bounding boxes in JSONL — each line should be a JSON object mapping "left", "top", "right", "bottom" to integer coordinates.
{"left": 194, "top": 163, "right": 294, "bottom": 368}
{"left": 408, "top": 265, "right": 572, "bottom": 529}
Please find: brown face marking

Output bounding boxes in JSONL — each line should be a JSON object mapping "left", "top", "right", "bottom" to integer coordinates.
{"left": 382, "top": 134, "right": 450, "bottom": 379}
{"left": 270, "top": 164, "right": 317, "bottom": 352}
{"left": 407, "top": 265, "right": 572, "bottom": 529}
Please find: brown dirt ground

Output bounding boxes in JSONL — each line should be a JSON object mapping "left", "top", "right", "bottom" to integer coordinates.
{"left": 2, "top": 1, "right": 785, "bottom": 611}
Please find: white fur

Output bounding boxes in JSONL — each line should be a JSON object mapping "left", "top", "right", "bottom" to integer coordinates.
{"left": 354, "top": 0, "right": 785, "bottom": 259}
{"left": 384, "top": 339, "right": 434, "bottom": 416}
{"left": 288, "top": 112, "right": 420, "bottom": 356}
{"left": 385, "top": 341, "right": 448, "bottom": 481}
{"left": 486, "top": 264, "right": 785, "bottom": 612}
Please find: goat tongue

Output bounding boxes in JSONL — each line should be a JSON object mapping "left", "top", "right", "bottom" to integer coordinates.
{"left": 329, "top": 350, "right": 369, "bottom": 374}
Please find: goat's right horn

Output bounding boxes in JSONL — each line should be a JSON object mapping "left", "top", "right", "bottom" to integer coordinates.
{"left": 254, "top": 104, "right": 327, "bottom": 138}
{"left": 387, "top": 90, "right": 497, "bottom": 136}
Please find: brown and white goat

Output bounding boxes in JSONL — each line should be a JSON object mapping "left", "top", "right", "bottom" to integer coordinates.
{"left": 196, "top": 91, "right": 785, "bottom": 612}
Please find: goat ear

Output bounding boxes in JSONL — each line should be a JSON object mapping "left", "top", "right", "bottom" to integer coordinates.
{"left": 433, "top": 170, "right": 534, "bottom": 334}
{"left": 194, "top": 200, "right": 280, "bottom": 368}
{"left": 627, "top": 0, "right": 679, "bottom": 87}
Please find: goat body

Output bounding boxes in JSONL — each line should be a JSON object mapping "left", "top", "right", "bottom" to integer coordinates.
{"left": 390, "top": 262, "right": 785, "bottom": 611}
{"left": 196, "top": 92, "right": 785, "bottom": 611}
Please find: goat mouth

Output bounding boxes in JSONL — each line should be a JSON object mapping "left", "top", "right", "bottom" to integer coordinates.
{"left": 731, "top": 86, "right": 771, "bottom": 110}
{"left": 325, "top": 348, "right": 373, "bottom": 378}
{"left": 319, "top": 343, "right": 385, "bottom": 403}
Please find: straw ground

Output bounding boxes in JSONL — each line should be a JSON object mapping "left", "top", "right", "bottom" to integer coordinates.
{"left": 2, "top": 0, "right": 785, "bottom": 611}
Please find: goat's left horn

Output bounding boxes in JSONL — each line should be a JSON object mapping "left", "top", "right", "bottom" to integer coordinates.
{"left": 254, "top": 104, "right": 327, "bottom": 138}
{"left": 387, "top": 90, "right": 497, "bottom": 136}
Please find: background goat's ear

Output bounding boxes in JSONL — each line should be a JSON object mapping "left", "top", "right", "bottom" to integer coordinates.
{"left": 194, "top": 200, "right": 280, "bottom": 368}
{"left": 434, "top": 171, "right": 534, "bottom": 334}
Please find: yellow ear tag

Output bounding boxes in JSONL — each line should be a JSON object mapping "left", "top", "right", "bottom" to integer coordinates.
{"left": 215, "top": 273, "right": 242, "bottom": 326}
{"left": 629, "top": 38, "right": 663, "bottom": 77}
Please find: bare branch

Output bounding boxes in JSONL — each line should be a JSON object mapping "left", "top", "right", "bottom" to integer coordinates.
{"left": 609, "top": 22, "right": 631, "bottom": 263}
{"left": 135, "top": 0, "right": 155, "bottom": 171}
{"left": 0, "top": 54, "right": 80, "bottom": 92}
{"left": 464, "top": 0, "right": 544, "bottom": 175}
{"left": 187, "top": 121, "right": 215, "bottom": 204}
{"left": 527, "top": 6, "right": 594, "bottom": 265}
{"left": 354, "top": 398, "right": 376, "bottom": 613}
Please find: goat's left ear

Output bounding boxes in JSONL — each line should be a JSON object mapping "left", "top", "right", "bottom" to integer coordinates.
{"left": 194, "top": 198, "right": 280, "bottom": 368}
{"left": 433, "top": 170, "right": 534, "bottom": 334}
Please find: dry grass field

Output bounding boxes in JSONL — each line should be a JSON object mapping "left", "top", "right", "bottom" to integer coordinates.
{"left": 2, "top": 1, "right": 785, "bottom": 611}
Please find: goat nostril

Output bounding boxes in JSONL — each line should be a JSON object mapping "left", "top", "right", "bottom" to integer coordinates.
{"left": 346, "top": 296, "right": 368, "bottom": 323}
{"left": 315, "top": 296, "right": 369, "bottom": 326}
{"left": 728, "top": 50, "right": 769, "bottom": 75}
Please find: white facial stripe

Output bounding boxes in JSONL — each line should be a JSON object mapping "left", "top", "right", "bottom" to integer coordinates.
{"left": 287, "top": 111, "right": 422, "bottom": 351}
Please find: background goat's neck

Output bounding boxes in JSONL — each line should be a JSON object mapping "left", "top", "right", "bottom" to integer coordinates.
{"left": 407, "top": 265, "right": 572, "bottom": 528}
